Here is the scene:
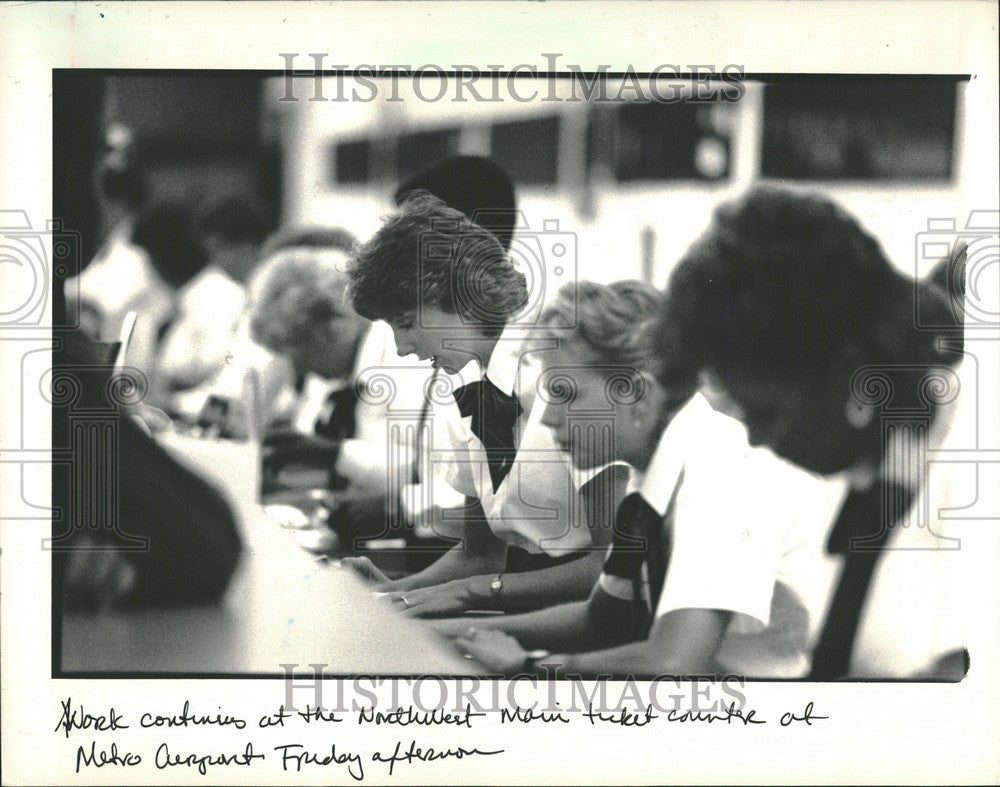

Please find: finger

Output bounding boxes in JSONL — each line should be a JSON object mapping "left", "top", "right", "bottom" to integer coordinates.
{"left": 409, "top": 598, "right": 458, "bottom": 619}
{"left": 403, "top": 595, "right": 449, "bottom": 618}
{"left": 396, "top": 593, "right": 425, "bottom": 612}
{"left": 369, "top": 570, "right": 394, "bottom": 589}
{"left": 341, "top": 557, "right": 375, "bottom": 577}
{"left": 459, "top": 641, "right": 491, "bottom": 661}
{"left": 64, "top": 547, "right": 90, "bottom": 594}
{"left": 91, "top": 550, "right": 120, "bottom": 598}
{"left": 113, "top": 559, "right": 138, "bottom": 601}
{"left": 98, "top": 558, "right": 138, "bottom": 613}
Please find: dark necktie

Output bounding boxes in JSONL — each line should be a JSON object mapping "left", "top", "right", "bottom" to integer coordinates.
{"left": 314, "top": 385, "right": 360, "bottom": 441}
{"left": 452, "top": 376, "right": 523, "bottom": 492}
{"left": 808, "top": 480, "right": 915, "bottom": 679}
{"left": 602, "top": 482, "right": 680, "bottom": 639}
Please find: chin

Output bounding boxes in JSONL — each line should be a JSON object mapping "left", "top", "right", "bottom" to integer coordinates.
{"left": 432, "top": 358, "right": 461, "bottom": 375}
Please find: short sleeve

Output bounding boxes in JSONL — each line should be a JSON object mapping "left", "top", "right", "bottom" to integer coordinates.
{"left": 598, "top": 543, "right": 635, "bottom": 601}
{"left": 653, "top": 443, "right": 785, "bottom": 629}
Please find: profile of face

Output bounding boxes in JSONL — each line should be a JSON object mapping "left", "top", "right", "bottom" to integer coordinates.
{"left": 287, "top": 311, "right": 367, "bottom": 380}
{"left": 538, "top": 340, "right": 665, "bottom": 472}
{"left": 701, "top": 365, "right": 875, "bottom": 477}
{"left": 389, "top": 305, "right": 488, "bottom": 375}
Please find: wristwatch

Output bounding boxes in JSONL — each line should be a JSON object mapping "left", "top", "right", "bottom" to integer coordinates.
{"left": 522, "top": 649, "right": 552, "bottom": 675}
{"left": 489, "top": 572, "right": 504, "bottom": 608}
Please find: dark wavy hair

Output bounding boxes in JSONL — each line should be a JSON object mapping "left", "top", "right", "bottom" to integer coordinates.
{"left": 348, "top": 191, "right": 528, "bottom": 338}
{"left": 654, "top": 185, "right": 955, "bottom": 387}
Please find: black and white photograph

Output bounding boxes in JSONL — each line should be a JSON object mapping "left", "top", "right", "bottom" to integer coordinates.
{"left": 2, "top": 2, "right": 998, "bottom": 784}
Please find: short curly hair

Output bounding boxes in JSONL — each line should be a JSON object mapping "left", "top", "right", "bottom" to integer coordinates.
{"left": 541, "top": 280, "right": 699, "bottom": 411}
{"left": 348, "top": 191, "right": 528, "bottom": 338}
{"left": 654, "top": 185, "right": 951, "bottom": 387}
{"left": 248, "top": 247, "right": 355, "bottom": 351}
{"left": 540, "top": 280, "right": 661, "bottom": 369}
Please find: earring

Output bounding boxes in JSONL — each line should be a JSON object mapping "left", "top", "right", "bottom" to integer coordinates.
{"left": 845, "top": 399, "right": 873, "bottom": 429}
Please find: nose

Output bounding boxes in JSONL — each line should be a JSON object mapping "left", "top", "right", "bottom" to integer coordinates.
{"left": 745, "top": 427, "right": 767, "bottom": 448}
{"left": 744, "top": 419, "right": 776, "bottom": 450}
{"left": 392, "top": 329, "right": 415, "bottom": 358}
{"left": 539, "top": 401, "right": 566, "bottom": 435}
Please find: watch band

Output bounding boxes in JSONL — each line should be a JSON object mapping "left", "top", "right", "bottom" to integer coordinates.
{"left": 489, "top": 571, "right": 505, "bottom": 610}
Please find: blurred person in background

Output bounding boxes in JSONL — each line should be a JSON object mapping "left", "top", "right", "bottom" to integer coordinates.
{"left": 181, "top": 226, "right": 362, "bottom": 438}
{"left": 127, "top": 201, "right": 208, "bottom": 408}
{"left": 68, "top": 124, "right": 175, "bottom": 385}
{"left": 158, "top": 196, "right": 271, "bottom": 396}
{"left": 247, "top": 243, "right": 428, "bottom": 496}
{"left": 652, "top": 185, "right": 981, "bottom": 680}
{"left": 394, "top": 155, "right": 518, "bottom": 252}
{"left": 444, "top": 281, "right": 838, "bottom": 678}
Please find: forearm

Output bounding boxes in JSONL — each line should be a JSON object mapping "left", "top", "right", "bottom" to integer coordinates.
{"left": 394, "top": 540, "right": 506, "bottom": 592}
{"left": 431, "top": 599, "right": 597, "bottom": 652}
{"left": 543, "top": 608, "right": 732, "bottom": 678}
{"left": 336, "top": 438, "right": 410, "bottom": 494}
{"left": 465, "top": 549, "right": 604, "bottom": 612}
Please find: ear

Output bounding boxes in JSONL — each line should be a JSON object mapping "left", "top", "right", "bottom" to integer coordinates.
{"left": 835, "top": 344, "right": 878, "bottom": 430}
{"left": 629, "top": 373, "right": 666, "bottom": 427}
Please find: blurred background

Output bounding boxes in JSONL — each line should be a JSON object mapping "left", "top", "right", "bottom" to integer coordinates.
{"left": 55, "top": 71, "right": 968, "bottom": 293}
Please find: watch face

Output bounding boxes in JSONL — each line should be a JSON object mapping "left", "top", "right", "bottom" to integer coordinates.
{"left": 490, "top": 579, "right": 502, "bottom": 593}
{"left": 526, "top": 649, "right": 551, "bottom": 661}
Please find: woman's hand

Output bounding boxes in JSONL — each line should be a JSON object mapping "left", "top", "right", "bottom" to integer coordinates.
{"left": 63, "top": 535, "right": 139, "bottom": 612}
{"left": 126, "top": 402, "right": 172, "bottom": 435}
{"left": 388, "top": 578, "right": 483, "bottom": 618}
{"left": 454, "top": 627, "right": 528, "bottom": 674}
{"left": 339, "top": 555, "right": 397, "bottom": 590}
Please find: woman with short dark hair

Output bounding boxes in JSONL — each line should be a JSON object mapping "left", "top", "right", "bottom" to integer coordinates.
{"left": 654, "top": 185, "right": 978, "bottom": 680}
